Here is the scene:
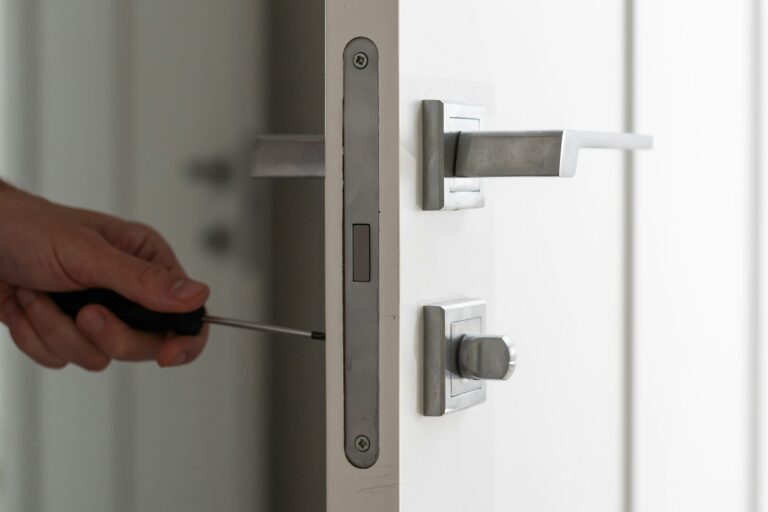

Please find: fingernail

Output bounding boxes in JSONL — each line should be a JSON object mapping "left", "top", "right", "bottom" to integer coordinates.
{"left": 169, "top": 352, "right": 188, "bottom": 367}
{"left": 79, "top": 308, "right": 105, "bottom": 335}
{"left": 17, "top": 289, "right": 36, "bottom": 308}
{"left": 171, "top": 279, "right": 207, "bottom": 301}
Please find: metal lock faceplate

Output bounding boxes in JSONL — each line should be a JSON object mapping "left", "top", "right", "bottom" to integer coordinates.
{"left": 423, "top": 299, "right": 487, "bottom": 416}
{"left": 343, "top": 37, "right": 380, "bottom": 469}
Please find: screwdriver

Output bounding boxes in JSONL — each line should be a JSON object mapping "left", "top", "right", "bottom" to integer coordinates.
{"left": 50, "top": 289, "right": 325, "bottom": 341}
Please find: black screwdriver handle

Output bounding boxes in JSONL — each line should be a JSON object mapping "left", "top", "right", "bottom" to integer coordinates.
{"left": 50, "top": 289, "right": 206, "bottom": 336}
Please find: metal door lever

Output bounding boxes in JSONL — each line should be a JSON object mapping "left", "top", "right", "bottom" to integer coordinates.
{"left": 453, "top": 130, "right": 652, "bottom": 178}
{"left": 422, "top": 100, "right": 653, "bottom": 210}
{"left": 249, "top": 130, "right": 651, "bottom": 181}
{"left": 249, "top": 103, "right": 652, "bottom": 213}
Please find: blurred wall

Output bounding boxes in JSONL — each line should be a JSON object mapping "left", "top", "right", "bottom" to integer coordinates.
{"left": 0, "top": 3, "right": 40, "bottom": 511}
{"left": 633, "top": 0, "right": 765, "bottom": 510}
{"left": 0, "top": 0, "right": 277, "bottom": 511}
{"left": 266, "top": 0, "right": 326, "bottom": 510}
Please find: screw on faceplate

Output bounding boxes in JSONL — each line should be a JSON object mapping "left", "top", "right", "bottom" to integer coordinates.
{"left": 352, "top": 52, "right": 368, "bottom": 70}
{"left": 354, "top": 435, "right": 371, "bottom": 452}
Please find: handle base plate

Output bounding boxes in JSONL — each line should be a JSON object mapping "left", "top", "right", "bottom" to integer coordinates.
{"left": 422, "top": 100, "right": 485, "bottom": 211}
{"left": 423, "top": 298, "right": 488, "bottom": 416}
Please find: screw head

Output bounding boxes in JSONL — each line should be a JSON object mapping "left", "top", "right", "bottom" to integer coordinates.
{"left": 352, "top": 52, "right": 368, "bottom": 70}
{"left": 354, "top": 435, "right": 371, "bottom": 452}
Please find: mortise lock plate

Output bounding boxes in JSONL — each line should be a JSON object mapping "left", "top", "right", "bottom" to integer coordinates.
{"left": 342, "top": 37, "right": 380, "bottom": 469}
{"left": 423, "top": 299, "right": 517, "bottom": 416}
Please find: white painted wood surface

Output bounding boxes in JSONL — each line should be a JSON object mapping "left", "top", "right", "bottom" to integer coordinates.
{"left": 327, "top": 0, "right": 628, "bottom": 510}
{"left": 399, "top": 1, "right": 626, "bottom": 511}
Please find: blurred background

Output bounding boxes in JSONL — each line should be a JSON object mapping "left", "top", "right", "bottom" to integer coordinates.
{"left": 0, "top": 0, "right": 325, "bottom": 511}
{"left": 0, "top": 0, "right": 765, "bottom": 511}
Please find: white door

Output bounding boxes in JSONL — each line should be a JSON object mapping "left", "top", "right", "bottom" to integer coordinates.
{"left": 323, "top": 0, "right": 760, "bottom": 511}
{"left": 326, "top": 1, "right": 631, "bottom": 509}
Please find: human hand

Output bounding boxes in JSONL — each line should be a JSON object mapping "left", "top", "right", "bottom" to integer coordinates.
{"left": 0, "top": 185, "right": 209, "bottom": 370}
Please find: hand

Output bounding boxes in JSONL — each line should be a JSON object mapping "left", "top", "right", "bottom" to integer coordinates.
{"left": 0, "top": 185, "right": 210, "bottom": 370}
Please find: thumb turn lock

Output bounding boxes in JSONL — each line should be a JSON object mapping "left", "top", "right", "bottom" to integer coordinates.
{"left": 458, "top": 334, "right": 517, "bottom": 381}
{"left": 423, "top": 298, "right": 517, "bottom": 416}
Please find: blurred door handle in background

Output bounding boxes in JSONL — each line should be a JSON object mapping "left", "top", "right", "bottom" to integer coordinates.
{"left": 251, "top": 135, "right": 325, "bottom": 178}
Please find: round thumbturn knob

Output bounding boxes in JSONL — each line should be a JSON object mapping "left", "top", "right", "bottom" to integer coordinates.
{"left": 458, "top": 335, "right": 517, "bottom": 380}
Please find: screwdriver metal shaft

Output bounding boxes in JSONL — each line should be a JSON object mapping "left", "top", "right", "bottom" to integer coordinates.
{"left": 202, "top": 315, "right": 325, "bottom": 340}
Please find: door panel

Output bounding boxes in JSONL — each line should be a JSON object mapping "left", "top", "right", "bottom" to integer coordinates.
{"left": 327, "top": 0, "right": 628, "bottom": 510}
{"left": 399, "top": 1, "right": 626, "bottom": 510}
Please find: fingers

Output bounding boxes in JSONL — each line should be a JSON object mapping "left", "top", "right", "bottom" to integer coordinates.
{"left": 2, "top": 291, "right": 209, "bottom": 369}
{"left": 75, "top": 305, "right": 209, "bottom": 366}
{"left": 16, "top": 289, "right": 110, "bottom": 371}
{"left": 1, "top": 295, "right": 67, "bottom": 369}
{"left": 51, "top": 207, "right": 181, "bottom": 268}
{"left": 155, "top": 324, "right": 209, "bottom": 368}
{"left": 110, "top": 222, "right": 183, "bottom": 273}
{"left": 76, "top": 304, "right": 163, "bottom": 361}
{"left": 60, "top": 235, "right": 209, "bottom": 313}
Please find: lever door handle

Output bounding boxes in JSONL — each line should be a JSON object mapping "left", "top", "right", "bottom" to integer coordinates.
{"left": 454, "top": 130, "right": 652, "bottom": 178}
{"left": 422, "top": 100, "right": 653, "bottom": 210}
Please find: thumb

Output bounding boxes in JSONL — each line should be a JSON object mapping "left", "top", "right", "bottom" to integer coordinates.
{"left": 70, "top": 241, "right": 209, "bottom": 313}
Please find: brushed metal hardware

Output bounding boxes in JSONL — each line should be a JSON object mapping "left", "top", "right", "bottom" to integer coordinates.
{"left": 251, "top": 135, "right": 325, "bottom": 178}
{"left": 423, "top": 299, "right": 516, "bottom": 416}
{"left": 454, "top": 130, "right": 652, "bottom": 177}
{"left": 352, "top": 52, "right": 369, "bottom": 70}
{"left": 458, "top": 334, "right": 516, "bottom": 380}
{"left": 422, "top": 101, "right": 485, "bottom": 210}
{"left": 343, "top": 36, "right": 380, "bottom": 469}
{"left": 422, "top": 100, "right": 653, "bottom": 210}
